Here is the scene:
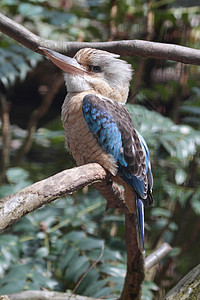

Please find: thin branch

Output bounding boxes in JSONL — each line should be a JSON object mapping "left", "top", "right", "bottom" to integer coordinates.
{"left": 145, "top": 243, "right": 172, "bottom": 271}
{"left": 0, "top": 163, "right": 125, "bottom": 232}
{"left": 108, "top": 0, "right": 118, "bottom": 41}
{"left": 130, "top": 0, "right": 154, "bottom": 102}
{"left": 1, "top": 13, "right": 200, "bottom": 65}
{"left": 14, "top": 74, "right": 64, "bottom": 165}
{"left": 0, "top": 94, "right": 11, "bottom": 183}
{"left": 72, "top": 243, "right": 105, "bottom": 296}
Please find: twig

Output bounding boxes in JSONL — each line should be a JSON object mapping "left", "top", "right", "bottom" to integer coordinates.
{"left": 1, "top": 13, "right": 200, "bottom": 65}
{"left": 145, "top": 243, "right": 172, "bottom": 271}
{"left": 0, "top": 163, "right": 125, "bottom": 232}
{"left": 0, "top": 94, "right": 11, "bottom": 183}
{"left": 108, "top": 0, "right": 118, "bottom": 41}
{"left": 130, "top": 0, "right": 154, "bottom": 102}
{"left": 72, "top": 243, "right": 105, "bottom": 296}
{"left": 14, "top": 75, "right": 63, "bottom": 165}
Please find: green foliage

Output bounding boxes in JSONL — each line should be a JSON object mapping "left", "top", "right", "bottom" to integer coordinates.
{"left": 181, "top": 87, "right": 200, "bottom": 128}
{"left": 128, "top": 104, "right": 200, "bottom": 166}
{"left": 0, "top": 188, "right": 157, "bottom": 298}
{"left": 0, "top": 0, "right": 200, "bottom": 298}
{"left": 0, "top": 40, "right": 42, "bottom": 87}
{"left": 0, "top": 190, "right": 124, "bottom": 298}
{"left": 1, "top": 102, "right": 199, "bottom": 298}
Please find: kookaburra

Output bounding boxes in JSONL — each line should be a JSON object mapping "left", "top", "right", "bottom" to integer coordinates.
{"left": 39, "top": 47, "right": 153, "bottom": 252}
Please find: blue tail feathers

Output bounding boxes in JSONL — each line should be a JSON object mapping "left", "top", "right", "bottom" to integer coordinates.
{"left": 134, "top": 197, "right": 145, "bottom": 253}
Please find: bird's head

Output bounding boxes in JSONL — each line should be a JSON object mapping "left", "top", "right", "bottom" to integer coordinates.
{"left": 39, "top": 47, "right": 133, "bottom": 103}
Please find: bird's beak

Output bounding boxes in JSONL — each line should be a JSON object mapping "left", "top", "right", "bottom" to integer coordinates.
{"left": 39, "top": 47, "right": 88, "bottom": 76}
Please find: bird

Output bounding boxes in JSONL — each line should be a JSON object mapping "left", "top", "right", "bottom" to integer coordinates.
{"left": 39, "top": 46, "right": 153, "bottom": 253}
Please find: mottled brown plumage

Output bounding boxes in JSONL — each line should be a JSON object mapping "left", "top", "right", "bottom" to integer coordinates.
{"left": 61, "top": 90, "right": 117, "bottom": 175}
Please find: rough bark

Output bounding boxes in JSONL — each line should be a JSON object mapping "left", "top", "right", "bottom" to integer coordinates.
{"left": 165, "top": 264, "right": 200, "bottom": 300}
{"left": 120, "top": 213, "right": 145, "bottom": 300}
{"left": 2, "top": 291, "right": 101, "bottom": 300}
{"left": 0, "top": 163, "right": 125, "bottom": 232}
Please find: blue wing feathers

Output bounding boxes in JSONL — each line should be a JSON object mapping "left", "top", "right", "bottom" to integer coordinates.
{"left": 83, "top": 94, "right": 153, "bottom": 252}
{"left": 83, "top": 95, "right": 127, "bottom": 168}
{"left": 82, "top": 95, "right": 152, "bottom": 198}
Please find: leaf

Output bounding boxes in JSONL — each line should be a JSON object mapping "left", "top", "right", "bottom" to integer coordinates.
{"left": 102, "top": 215, "right": 124, "bottom": 222}
{"left": 6, "top": 167, "right": 29, "bottom": 183}
{"left": 0, "top": 263, "right": 30, "bottom": 284}
{"left": 0, "top": 184, "right": 13, "bottom": 197}
{"left": 99, "top": 263, "right": 126, "bottom": 277}
{"left": 82, "top": 279, "right": 107, "bottom": 297}
{"left": 64, "top": 255, "right": 88, "bottom": 282}
{"left": 76, "top": 268, "right": 99, "bottom": 295}
{"left": 169, "top": 247, "right": 181, "bottom": 257}
{"left": 107, "top": 276, "right": 124, "bottom": 292}
{"left": 64, "top": 231, "right": 86, "bottom": 242}
{"left": 151, "top": 208, "right": 171, "bottom": 218}
{"left": 60, "top": 248, "right": 77, "bottom": 271}
{"left": 93, "top": 286, "right": 113, "bottom": 298}
{"left": 191, "top": 190, "right": 200, "bottom": 214}
{"left": 18, "top": 3, "right": 44, "bottom": 17}
{"left": 34, "top": 247, "right": 49, "bottom": 258}
{"left": 13, "top": 216, "right": 36, "bottom": 234}
{"left": 88, "top": 248, "right": 123, "bottom": 262}
{"left": 0, "top": 280, "right": 26, "bottom": 294}
{"left": 0, "top": 235, "right": 19, "bottom": 273}
{"left": 175, "top": 169, "right": 187, "bottom": 185}
{"left": 181, "top": 105, "right": 200, "bottom": 115}
{"left": 77, "top": 237, "right": 104, "bottom": 251}
{"left": 142, "top": 280, "right": 159, "bottom": 291}
{"left": 29, "top": 269, "right": 57, "bottom": 289}
{"left": 74, "top": 260, "right": 90, "bottom": 282}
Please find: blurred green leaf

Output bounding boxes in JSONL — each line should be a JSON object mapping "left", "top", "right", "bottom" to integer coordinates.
{"left": 151, "top": 208, "right": 172, "bottom": 218}
{"left": 6, "top": 167, "right": 29, "bottom": 183}
{"left": 77, "top": 237, "right": 104, "bottom": 251}
{"left": 35, "top": 247, "right": 49, "bottom": 258}
{"left": 0, "top": 1, "right": 200, "bottom": 298}
{"left": 175, "top": 169, "right": 187, "bottom": 185}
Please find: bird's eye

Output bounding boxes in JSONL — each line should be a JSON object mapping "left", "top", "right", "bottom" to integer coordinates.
{"left": 91, "top": 65, "right": 101, "bottom": 72}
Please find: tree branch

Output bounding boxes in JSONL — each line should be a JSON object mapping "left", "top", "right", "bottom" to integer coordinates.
{"left": 145, "top": 243, "right": 172, "bottom": 271}
{"left": 5, "top": 290, "right": 102, "bottom": 300}
{"left": 0, "top": 163, "right": 126, "bottom": 232}
{"left": 14, "top": 75, "right": 64, "bottom": 165}
{"left": 1, "top": 12, "right": 200, "bottom": 65}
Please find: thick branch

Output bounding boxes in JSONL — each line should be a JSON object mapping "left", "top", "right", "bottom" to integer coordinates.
{"left": 1, "top": 13, "right": 200, "bottom": 65}
{"left": 0, "top": 163, "right": 125, "bottom": 232}
{"left": 165, "top": 263, "right": 200, "bottom": 300}
{"left": 7, "top": 291, "right": 102, "bottom": 300}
